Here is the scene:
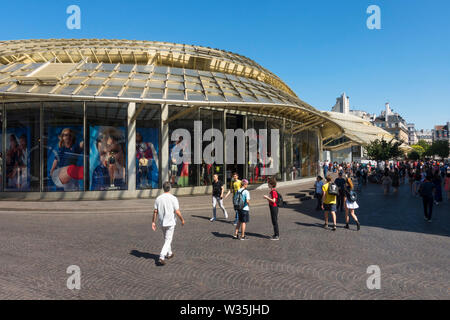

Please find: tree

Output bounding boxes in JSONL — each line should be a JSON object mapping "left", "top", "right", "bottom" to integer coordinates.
{"left": 428, "top": 140, "right": 450, "bottom": 160}
{"left": 364, "top": 138, "right": 403, "bottom": 162}
{"left": 417, "top": 139, "right": 431, "bottom": 156}
{"left": 410, "top": 144, "right": 425, "bottom": 157}
{"left": 407, "top": 150, "right": 421, "bottom": 161}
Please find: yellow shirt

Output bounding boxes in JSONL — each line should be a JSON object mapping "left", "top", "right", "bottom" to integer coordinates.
{"left": 230, "top": 179, "right": 242, "bottom": 194}
{"left": 322, "top": 183, "right": 337, "bottom": 204}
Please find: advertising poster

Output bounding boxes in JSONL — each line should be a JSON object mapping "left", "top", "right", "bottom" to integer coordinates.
{"left": 89, "top": 126, "right": 127, "bottom": 191}
{"left": 46, "top": 126, "right": 84, "bottom": 192}
{"left": 5, "top": 128, "right": 31, "bottom": 191}
{"left": 136, "top": 128, "right": 159, "bottom": 189}
{"left": 169, "top": 136, "right": 189, "bottom": 187}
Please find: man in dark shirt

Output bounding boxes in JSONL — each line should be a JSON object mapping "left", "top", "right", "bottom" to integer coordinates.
{"left": 334, "top": 172, "right": 346, "bottom": 212}
{"left": 418, "top": 174, "right": 436, "bottom": 222}
{"left": 210, "top": 174, "right": 228, "bottom": 222}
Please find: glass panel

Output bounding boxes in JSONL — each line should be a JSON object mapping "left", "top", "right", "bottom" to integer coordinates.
{"left": 100, "top": 86, "right": 123, "bottom": 97}
{"left": 87, "top": 102, "right": 128, "bottom": 191}
{"left": 241, "top": 94, "right": 257, "bottom": 102}
{"left": 118, "top": 64, "right": 134, "bottom": 72}
{"left": 136, "top": 104, "right": 161, "bottom": 190}
{"left": 92, "top": 71, "right": 112, "bottom": 78}
{"left": 200, "top": 108, "right": 224, "bottom": 186}
{"left": 247, "top": 116, "right": 267, "bottom": 185}
{"left": 224, "top": 94, "right": 242, "bottom": 102}
{"left": 185, "top": 75, "right": 201, "bottom": 83}
{"left": 114, "top": 72, "right": 131, "bottom": 79}
{"left": 77, "top": 86, "right": 101, "bottom": 96}
{"left": 135, "top": 65, "right": 154, "bottom": 73}
{"left": 185, "top": 83, "right": 202, "bottom": 90}
{"left": 151, "top": 73, "right": 167, "bottom": 81}
{"left": 167, "top": 75, "right": 183, "bottom": 82}
{"left": 144, "top": 88, "right": 164, "bottom": 99}
{"left": 206, "top": 93, "right": 226, "bottom": 102}
{"left": 5, "top": 102, "right": 40, "bottom": 192}
{"left": 131, "top": 73, "right": 149, "bottom": 80}
{"left": 170, "top": 68, "right": 183, "bottom": 75}
{"left": 169, "top": 106, "right": 198, "bottom": 188}
{"left": 147, "top": 80, "right": 165, "bottom": 89}
{"left": 99, "top": 63, "right": 117, "bottom": 71}
{"left": 166, "top": 89, "right": 185, "bottom": 100}
{"left": 154, "top": 66, "right": 168, "bottom": 74}
{"left": 166, "top": 82, "right": 184, "bottom": 90}
{"left": 105, "top": 79, "right": 127, "bottom": 87}
{"left": 43, "top": 102, "right": 84, "bottom": 192}
{"left": 187, "top": 90, "right": 205, "bottom": 101}
{"left": 127, "top": 80, "right": 146, "bottom": 88}
{"left": 9, "top": 85, "right": 34, "bottom": 93}
{"left": 66, "top": 77, "right": 85, "bottom": 85}
{"left": 184, "top": 69, "right": 199, "bottom": 76}
{"left": 56, "top": 85, "right": 80, "bottom": 95}
{"left": 85, "top": 78, "right": 106, "bottom": 86}
{"left": 121, "top": 87, "right": 144, "bottom": 98}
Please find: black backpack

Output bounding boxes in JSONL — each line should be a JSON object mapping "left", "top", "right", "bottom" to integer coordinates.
{"left": 328, "top": 183, "right": 339, "bottom": 196}
{"left": 348, "top": 190, "right": 357, "bottom": 202}
{"left": 276, "top": 191, "right": 285, "bottom": 207}
{"left": 233, "top": 190, "right": 246, "bottom": 210}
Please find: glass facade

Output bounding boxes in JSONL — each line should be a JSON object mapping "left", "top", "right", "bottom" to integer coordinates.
{"left": 0, "top": 102, "right": 320, "bottom": 194}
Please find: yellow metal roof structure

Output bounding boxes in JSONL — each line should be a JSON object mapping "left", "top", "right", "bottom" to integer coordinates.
{"left": 322, "top": 111, "right": 412, "bottom": 152}
{"left": 0, "top": 39, "right": 345, "bottom": 139}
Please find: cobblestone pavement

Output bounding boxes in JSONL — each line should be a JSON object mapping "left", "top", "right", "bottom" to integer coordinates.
{"left": 0, "top": 180, "right": 449, "bottom": 300}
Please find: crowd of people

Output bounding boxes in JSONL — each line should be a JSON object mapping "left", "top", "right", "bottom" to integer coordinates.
{"left": 151, "top": 159, "right": 449, "bottom": 266}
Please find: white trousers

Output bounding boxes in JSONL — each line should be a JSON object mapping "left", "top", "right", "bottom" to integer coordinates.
{"left": 212, "top": 196, "right": 228, "bottom": 219}
{"left": 160, "top": 225, "right": 175, "bottom": 260}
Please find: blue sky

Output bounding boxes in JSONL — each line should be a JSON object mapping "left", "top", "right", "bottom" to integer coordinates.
{"left": 0, "top": 0, "right": 448, "bottom": 130}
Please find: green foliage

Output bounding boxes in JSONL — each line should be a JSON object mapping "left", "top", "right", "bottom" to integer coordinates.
{"left": 410, "top": 144, "right": 425, "bottom": 156}
{"left": 407, "top": 150, "right": 420, "bottom": 161}
{"left": 428, "top": 140, "right": 450, "bottom": 159}
{"left": 364, "top": 138, "right": 404, "bottom": 161}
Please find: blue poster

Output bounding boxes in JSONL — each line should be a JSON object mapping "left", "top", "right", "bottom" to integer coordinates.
{"left": 89, "top": 126, "right": 127, "bottom": 191}
{"left": 136, "top": 128, "right": 159, "bottom": 189}
{"left": 5, "top": 128, "right": 31, "bottom": 191}
{"left": 46, "top": 126, "right": 84, "bottom": 191}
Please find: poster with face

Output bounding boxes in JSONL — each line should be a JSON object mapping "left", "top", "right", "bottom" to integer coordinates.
{"left": 89, "top": 126, "right": 127, "bottom": 191}
{"left": 46, "top": 126, "right": 84, "bottom": 192}
{"left": 5, "top": 128, "right": 31, "bottom": 191}
{"left": 136, "top": 128, "right": 159, "bottom": 189}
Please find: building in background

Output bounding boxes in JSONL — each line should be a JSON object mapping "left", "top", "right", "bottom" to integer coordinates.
{"left": 373, "top": 103, "right": 409, "bottom": 144}
{"left": 433, "top": 122, "right": 450, "bottom": 146}
{"left": 416, "top": 129, "right": 433, "bottom": 144}
{"left": 407, "top": 123, "right": 418, "bottom": 145}
{"left": 349, "top": 109, "right": 376, "bottom": 122}
{"left": 331, "top": 92, "right": 350, "bottom": 114}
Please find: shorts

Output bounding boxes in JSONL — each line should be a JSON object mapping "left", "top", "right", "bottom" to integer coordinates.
{"left": 238, "top": 210, "right": 249, "bottom": 223}
{"left": 323, "top": 203, "right": 337, "bottom": 212}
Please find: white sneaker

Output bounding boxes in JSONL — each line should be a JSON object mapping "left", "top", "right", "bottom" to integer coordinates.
{"left": 210, "top": 218, "right": 216, "bottom": 222}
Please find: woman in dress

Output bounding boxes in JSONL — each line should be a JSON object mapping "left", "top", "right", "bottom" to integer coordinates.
{"left": 344, "top": 174, "right": 360, "bottom": 230}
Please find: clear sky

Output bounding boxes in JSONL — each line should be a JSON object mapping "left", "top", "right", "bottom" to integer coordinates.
{"left": 0, "top": 0, "right": 448, "bottom": 130}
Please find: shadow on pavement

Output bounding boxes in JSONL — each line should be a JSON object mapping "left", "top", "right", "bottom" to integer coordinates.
{"left": 191, "top": 215, "right": 232, "bottom": 224}
{"left": 130, "top": 250, "right": 161, "bottom": 266}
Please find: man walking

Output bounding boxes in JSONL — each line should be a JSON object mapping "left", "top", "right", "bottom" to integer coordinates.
{"left": 418, "top": 174, "right": 436, "bottom": 222}
{"left": 334, "top": 172, "right": 346, "bottom": 213}
{"left": 211, "top": 174, "right": 228, "bottom": 221}
{"left": 152, "top": 181, "right": 185, "bottom": 266}
{"left": 322, "top": 175, "right": 338, "bottom": 231}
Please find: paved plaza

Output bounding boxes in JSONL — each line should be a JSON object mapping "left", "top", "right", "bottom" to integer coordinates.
{"left": 0, "top": 179, "right": 449, "bottom": 300}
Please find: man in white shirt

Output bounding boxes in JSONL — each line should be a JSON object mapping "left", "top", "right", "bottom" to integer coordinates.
{"left": 152, "top": 181, "right": 185, "bottom": 266}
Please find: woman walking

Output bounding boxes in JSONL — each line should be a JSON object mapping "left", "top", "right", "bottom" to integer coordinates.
{"left": 344, "top": 175, "right": 360, "bottom": 231}
{"left": 432, "top": 172, "right": 443, "bottom": 205}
